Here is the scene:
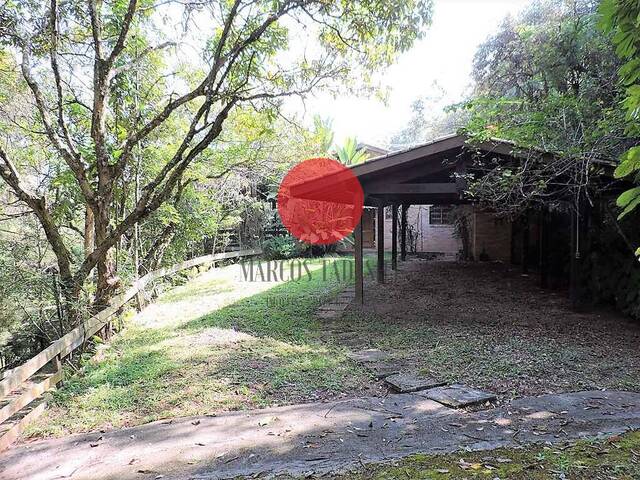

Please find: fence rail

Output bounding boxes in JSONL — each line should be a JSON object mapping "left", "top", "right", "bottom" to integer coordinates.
{"left": 0, "top": 248, "right": 261, "bottom": 450}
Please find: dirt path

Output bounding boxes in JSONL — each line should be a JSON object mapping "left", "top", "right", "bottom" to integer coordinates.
{"left": 2, "top": 390, "right": 640, "bottom": 479}
{"left": 329, "top": 259, "right": 640, "bottom": 399}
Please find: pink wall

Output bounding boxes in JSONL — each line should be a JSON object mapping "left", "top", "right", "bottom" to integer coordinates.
{"left": 380, "top": 205, "right": 461, "bottom": 254}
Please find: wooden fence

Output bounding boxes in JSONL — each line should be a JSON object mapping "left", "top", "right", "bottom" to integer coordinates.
{"left": 0, "top": 248, "right": 261, "bottom": 451}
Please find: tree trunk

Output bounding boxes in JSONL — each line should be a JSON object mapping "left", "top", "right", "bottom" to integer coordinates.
{"left": 93, "top": 197, "right": 119, "bottom": 310}
{"left": 142, "top": 223, "right": 177, "bottom": 274}
{"left": 84, "top": 206, "right": 95, "bottom": 258}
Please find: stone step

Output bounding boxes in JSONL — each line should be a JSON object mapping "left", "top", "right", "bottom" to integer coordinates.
{"left": 420, "top": 384, "right": 497, "bottom": 408}
{"left": 384, "top": 373, "right": 446, "bottom": 394}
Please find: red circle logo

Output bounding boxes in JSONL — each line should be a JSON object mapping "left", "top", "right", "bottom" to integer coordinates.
{"left": 278, "top": 158, "right": 364, "bottom": 245}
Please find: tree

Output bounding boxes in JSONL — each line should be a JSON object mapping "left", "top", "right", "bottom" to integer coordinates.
{"left": 461, "top": 0, "right": 627, "bottom": 215}
{"left": 389, "top": 95, "right": 468, "bottom": 151}
{"left": 0, "top": 0, "right": 433, "bottom": 320}
{"left": 599, "top": 0, "right": 640, "bottom": 229}
{"left": 389, "top": 99, "right": 428, "bottom": 150}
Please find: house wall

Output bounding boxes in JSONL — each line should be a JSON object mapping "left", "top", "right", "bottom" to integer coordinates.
{"left": 470, "top": 208, "right": 512, "bottom": 262}
{"left": 381, "top": 205, "right": 461, "bottom": 254}
{"left": 356, "top": 205, "right": 513, "bottom": 261}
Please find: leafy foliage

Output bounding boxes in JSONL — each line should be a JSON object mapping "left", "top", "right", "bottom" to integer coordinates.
{"left": 261, "top": 235, "right": 308, "bottom": 260}
{"left": 461, "top": 0, "right": 627, "bottom": 215}
{"left": 599, "top": 0, "right": 640, "bottom": 224}
{"left": 335, "top": 137, "right": 368, "bottom": 165}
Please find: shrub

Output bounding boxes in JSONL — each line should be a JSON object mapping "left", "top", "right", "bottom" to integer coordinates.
{"left": 262, "top": 236, "right": 308, "bottom": 260}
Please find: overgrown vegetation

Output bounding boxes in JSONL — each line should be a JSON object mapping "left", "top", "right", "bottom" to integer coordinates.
{"left": 462, "top": 0, "right": 628, "bottom": 214}
{"left": 600, "top": 0, "right": 640, "bottom": 227}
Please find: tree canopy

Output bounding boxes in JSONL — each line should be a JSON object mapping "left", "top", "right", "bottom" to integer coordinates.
{"left": 599, "top": 0, "right": 640, "bottom": 228}
{"left": 0, "top": 0, "right": 433, "bottom": 321}
{"left": 461, "top": 0, "right": 629, "bottom": 215}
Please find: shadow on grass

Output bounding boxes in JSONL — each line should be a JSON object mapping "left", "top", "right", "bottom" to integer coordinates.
{"left": 158, "top": 280, "right": 235, "bottom": 304}
{"left": 30, "top": 257, "right": 371, "bottom": 437}
{"left": 178, "top": 259, "right": 355, "bottom": 343}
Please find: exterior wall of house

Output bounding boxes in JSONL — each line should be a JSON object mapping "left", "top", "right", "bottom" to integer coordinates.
{"left": 351, "top": 205, "right": 513, "bottom": 262}
{"left": 381, "top": 205, "right": 461, "bottom": 254}
{"left": 470, "top": 208, "right": 512, "bottom": 262}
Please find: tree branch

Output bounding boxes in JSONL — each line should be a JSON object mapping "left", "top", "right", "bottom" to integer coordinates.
{"left": 21, "top": 41, "right": 96, "bottom": 204}
{"left": 0, "top": 145, "right": 74, "bottom": 283}
{"left": 105, "top": 0, "right": 139, "bottom": 72}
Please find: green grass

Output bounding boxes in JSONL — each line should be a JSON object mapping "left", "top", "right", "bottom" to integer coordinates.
{"left": 277, "top": 431, "right": 640, "bottom": 479}
{"left": 27, "top": 257, "right": 372, "bottom": 438}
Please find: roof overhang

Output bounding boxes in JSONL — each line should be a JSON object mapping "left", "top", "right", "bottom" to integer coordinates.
{"left": 288, "top": 133, "right": 619, "bottom": 208}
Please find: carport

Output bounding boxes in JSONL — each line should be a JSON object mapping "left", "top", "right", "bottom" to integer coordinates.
{"left": 292, "top": 133, "right": 617, "bottom": 307}
{"left": 349, "top": 134, "right": 505, "bottom": 304}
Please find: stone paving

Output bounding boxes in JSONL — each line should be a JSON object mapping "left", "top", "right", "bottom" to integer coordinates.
{"left": 424, "top": 384, "right": 498, "bottom": 408}
{"left": 2, "top": 390, "right": 640, "bottom": 480}
{"left": 384, "top": 373, "right": 446, "bottom": 394}
{"left": 316, "top": 286, "right": 355, "bottom": 319}
{"left": 347, "top": 347, "right": 496, "bottom": 408}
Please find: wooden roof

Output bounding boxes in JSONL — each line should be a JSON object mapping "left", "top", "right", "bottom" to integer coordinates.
{"left": 290, "top": 133, "right": 618, "bottom": 207}
{"left": 352, "top": 134, "right": 519, "bottom": 206}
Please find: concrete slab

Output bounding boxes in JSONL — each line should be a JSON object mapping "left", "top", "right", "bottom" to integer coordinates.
{"left": 2, "top": 391, "right": 640, "bottom": 480}
{"left": 424, "top": 385, "right": 497, "bottom": 408}
{"left": 347, "top": 349, "right": 390, "bottom": 363}
{"left": 384, "top": 373, "right": 446, "bottom": 393}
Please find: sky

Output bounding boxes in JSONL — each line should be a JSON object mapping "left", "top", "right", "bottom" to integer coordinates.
{"left": 299, "top": 0, "right": 532, "bottom": 148}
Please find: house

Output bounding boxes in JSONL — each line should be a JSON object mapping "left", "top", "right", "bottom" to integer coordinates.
{"left": 357, "top": 144, "right": 466, "bottom": 257}
{"left": 356, "top": 141, "right": 512, "bottom": 261}
{"left": 294, "top": 133, "right": 621, "bottom": 306}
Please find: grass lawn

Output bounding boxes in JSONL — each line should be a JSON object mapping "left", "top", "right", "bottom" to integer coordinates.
{"left": 278, "top": 431, "right": 640, "bottom": 479}
{"left": 25, "top": 256, "right": 640, "bottom": 441}
{"left": 27, "top": 257, "right": 375, "bottom": 438}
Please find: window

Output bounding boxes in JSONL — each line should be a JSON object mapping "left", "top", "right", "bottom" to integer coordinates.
{"left": 385, "top": 206, "right": 393, "bottom": 220}
{"left": 429, "top": 205, "right": 453, "bottom": 225}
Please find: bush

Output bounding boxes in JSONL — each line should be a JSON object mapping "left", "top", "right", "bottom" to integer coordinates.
{"left": 262, "top": 236, "right": 308, "bottom": 260}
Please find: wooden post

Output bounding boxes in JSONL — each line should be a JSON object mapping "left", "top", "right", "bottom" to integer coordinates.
{"left": 391, "top": 204, "right": 398, "bottom": 271}
{"left": 54, "top": 353, "right": 63, "bottom": 387}
{"left": 377, "top": 206, "right": 385, "bottom": 284}
{"left": 539, "top": 208, "right": 549, "bottom": 288}
{"left": 401, "top": 204, "right": 408, "bottom": 261}
{"left": 521, "top": 211, "right": 530, "bottom": 274}
{"left": 354, "top": 219, "right": 364, "bottom": 306}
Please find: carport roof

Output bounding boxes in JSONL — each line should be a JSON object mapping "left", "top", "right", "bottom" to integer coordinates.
{"left": 290, "top": 133, "right": 616, "bottom": 207}
{"left": 351, "top": 133, "right": 518, "bottom": 206}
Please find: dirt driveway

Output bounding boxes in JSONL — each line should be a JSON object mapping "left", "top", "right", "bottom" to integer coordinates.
{"left": 328, "top": 259, "right": 640, "bottom": 399}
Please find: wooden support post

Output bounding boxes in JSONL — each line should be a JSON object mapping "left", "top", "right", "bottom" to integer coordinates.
{"left": 354, "top": 219, "right": 364, "bottom": 306}
{"left": 521, "top": 212, "right": 530, "bottom": 274}
{"left": 391, "top": 204, "right": 398, "bottom": 271}
{"left": 377, "top": 206, "right": 385, "bottom": 284}
{"left": 401, "top": 204, "right": 408, "bottom": 261}
{"left": 54, "top": 353, "right": 63, "bottom": 387}
{"left": 539, "top": 209, "right": 549, "bottom": 288}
